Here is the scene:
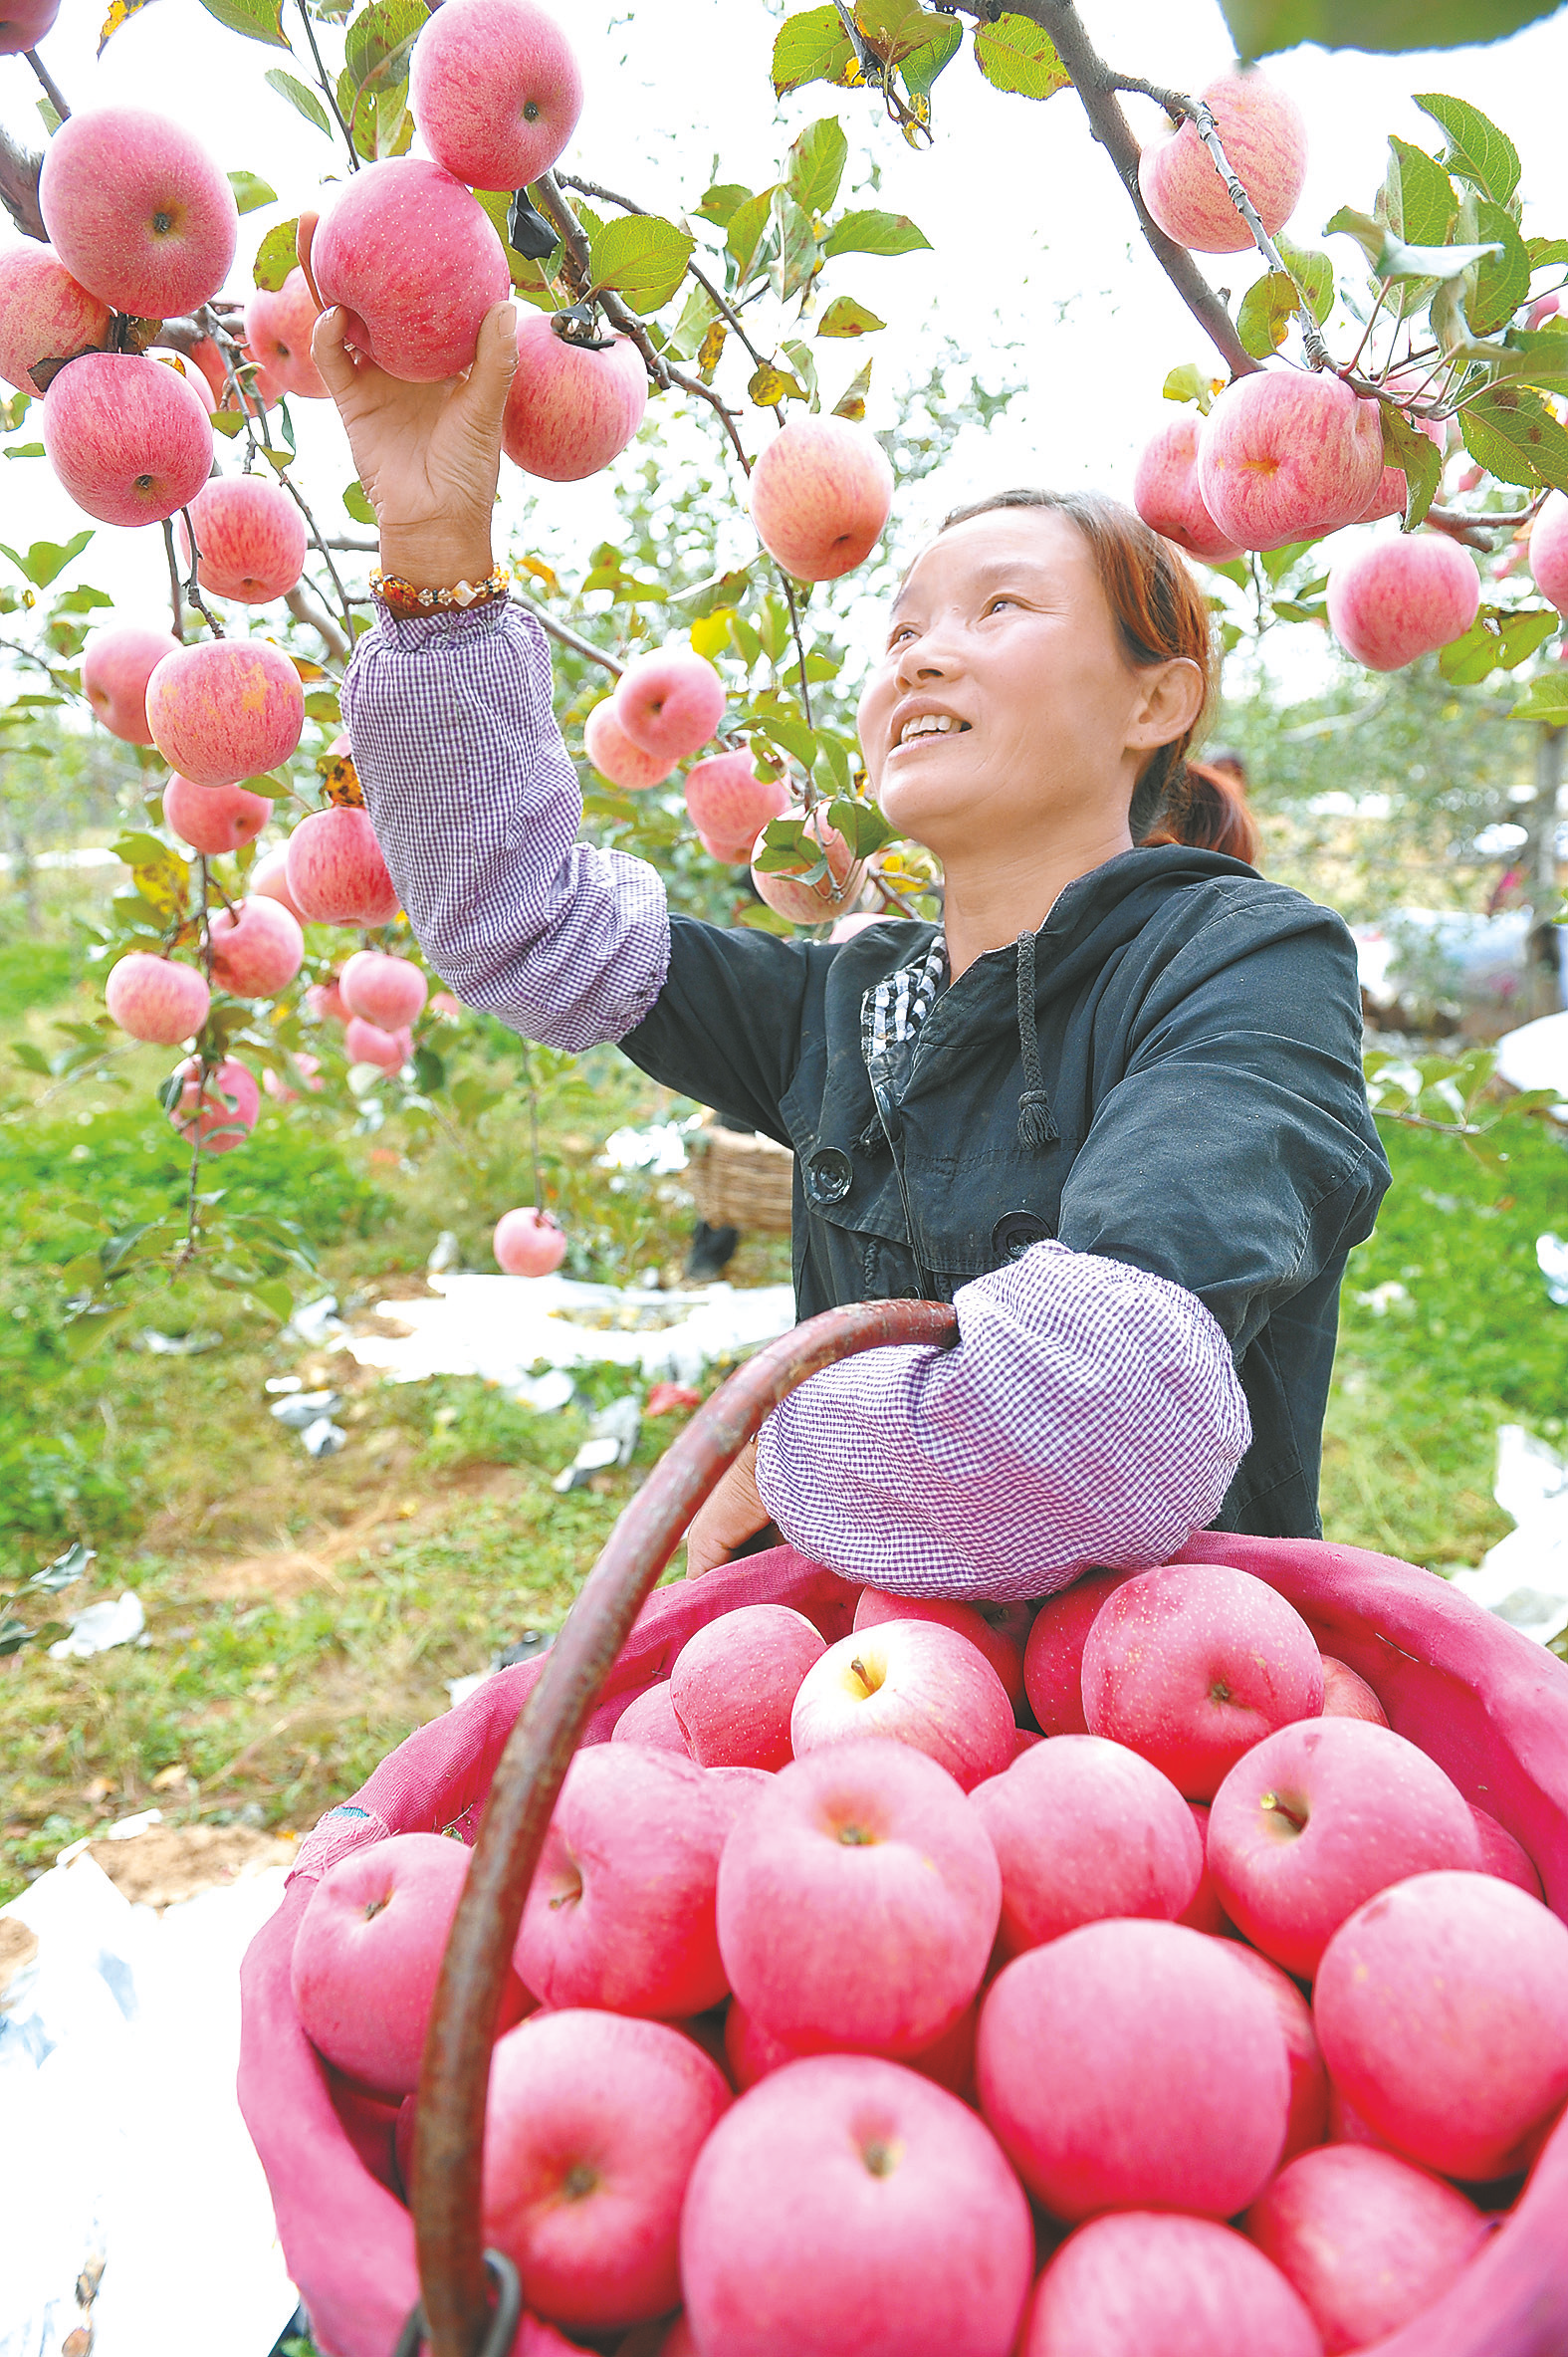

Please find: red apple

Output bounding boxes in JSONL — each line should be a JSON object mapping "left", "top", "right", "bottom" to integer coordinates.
{"left": 751, "top": 807, "right": 863, "bottom": 926}
{"left": 1132, "top": 412, "right": 1244, "bottom": 564}
{"left": 411, "top": 0, "right": 582, "bottom": 189}
{"left": 668, "top": 1604, "right": 826, "bottom": 1769}
{"left": 312, "top": 157, "right": 511, "bottom": 383}
{"left": 285, "top": 806, "right": 399, "bottom": 926}
{"left": 249, "top": 842, "right": 306, "bottom": 923}
{"left": 1319, "top": 1654, "right": 1387, "bottom": 1724}
{"left": 166, "top": 1056, "right": 260, "bottom": 1154}
{"left": 853, "top": 1587, "right": 1029, "bottom": 1712}
{"left": 1225, "top": 1943, "right": 1329, "bottom": 2163}
{"left": 613, "top": 645, "right": 726, "bottom": 763}
{"left": 176, "top": 476, "right": 309, "bottom": 605}
{"left": 716, "top": 1739, "right": 1001, "bottom": 2058}
{"left": 681, "top": 2055, "right": 1033, "bottom": 2357}
{"left": 344, "top": 1016, "right": 411, "bottom": 1072}
{"left": 1137, "top": 70, "right": 1307, "bottom": 255}
{"left": 0, "top": 0, "right": 61, "bottom": 54}
{"left": 1357, "top": 365, "right": 1446, "bottom": 522}
{"left": 610, "top": 1681, "right": 691, "bottom": 1754}
{"left": 977, "top": 1919, "right": 1290, "bottom": 2220}
{"left": 582, "top": 697, "right": 675, "bottom": 791}
{"left": 1469, "top": 1802, "right": 1545, "bottom": 1899}
{"left": 82, "top": 624, "right": 181, "bottom": 745}
{"left": 339, "top": 948, "right": 427, "bottom": 1032}
{"left": 748, "top": 414, "right": 894, "bottom": 583}
{"left": 1315, "top": 1870, "right": 1568, "bottom": 2180}
{"left": 1243, "top": 2145, "right": 1488, "bottom": 2353}
{"left": 39, "top": 107, "right": 238, "bottom": 318}
{"left": 305, "top": 979, "right": 348, "bottom": 1026}
{"left": 1326, "top": 533, "right": 1480, "bottom": 672}
{"left": 244, "top": 270, "right": 328, "bottom": 400}
{"left": 503, "top": 309, "right": 648, "bottom": 483}
{"left": 178, "top": 333, "right": 233, "bottom": 406}
{"left": 162, "top": 775, "right": 271, "bottom": 856}
{"left": 480, "top": 2007, "right": 728, "bottom": 2333}
{"left": 291, "top": 1830, "right": 528, "bottom": 2099}
{"left": 723, "top": 1995, "right": 794, "bottom": 2091}
{"left": 0, "top": 244, "right": 111, "bottom": 396}
{"left": 790, "top": 1618, "right": 1015, "bottom": 1792}
{"left": 1197, "top": 371, "right": 1384, "bottom": 553}
{"left": 1022, "top": 2213, "right": 1322, "bottom": 2357}
{"left": 146, "top": 638, "right": 305, "bottom": 788}
{"left": 514, "top": 1745, "right": 736, "bottom": 2016}
{"left": 972, "top": 1734, "right": 1203, "bottom": 1958}
{"left": 494, "top": 1206, "right": 568, "bottom": 1276}
{"left": 683, "top": 751, "right": 789, "bottom": 864}
{"left": 43, "top": 352, "right": 214, "bottom": 529}
{"left": 208, "top": 895, "right": 306, "bottom": 998}
{"left": 105, "top": 952, "right": 210, "bottom": 1046}
{"left": 1178, "top": 1800, "right": 1230, "bottom": 1934}
{"left": 1528, "top": 491, "right": 1568, "bottom": 614}
{"left": 1081, "top": 1560, "right": 1324, "bottom": 1801}
{"left": 1021, "top": 1568, "right": 1134, "bottom": 1735}
{"left": 264, "top": 1051, "right": 324, "bottom": 1104}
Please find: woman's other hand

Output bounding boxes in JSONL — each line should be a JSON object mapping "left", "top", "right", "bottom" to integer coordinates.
{"left": 685, "top": 1438, "right": 771, "bottom": 1577}
{"left": 309, "top": 286, "right": 517, "bottom": 589}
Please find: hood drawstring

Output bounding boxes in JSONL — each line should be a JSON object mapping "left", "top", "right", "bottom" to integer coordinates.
{"left": 1015, "top": 930, "right": 1058, "bottom": 1151}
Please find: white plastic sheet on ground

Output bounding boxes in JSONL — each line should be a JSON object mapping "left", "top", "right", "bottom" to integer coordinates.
{"left": 1496, "top": 1006, "right": 1568, "bottom": 1117}
{"left": 1446, "top": 1424, "right": 1568, "bottom": 1646}
{"left": 339, "top": 1273, "right": 796, "bottom": 1394}
{"left": 0, "top": 1852, "right": 297, "bottom": 2357}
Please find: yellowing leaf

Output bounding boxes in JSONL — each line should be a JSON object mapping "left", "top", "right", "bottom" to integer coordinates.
{"left": 98, "top": 0, "right": 158, "bottom": 53}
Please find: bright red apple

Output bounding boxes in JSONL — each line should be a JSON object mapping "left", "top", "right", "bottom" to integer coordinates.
{"left": 481, "top": 2007, "right": 728, "bottom": 2334}
{"left": 43, "top": 352, "right": 214, "bottom": 528}
{"left": 1020, "top": 1568, "right": 1134, "bottom": 1735}
{"left": 411, "top": 0, "right": 582, "bottom": 189}
{"left": 39, "top": 106, "right": 238, "bottom": 318}
{"left": 1133, "top": 412, "right": 1243, "bottom": 564}
{"left": 162, "top": 774, "right": 271, "bottom": 856}
{"left": 245, "top": 269, "right": 328, "bottom": 400}
{"left": 613, "top": 645, "right": 726, "bottom": 763}
{"left": 0, "top": 243, "right": 111, "bottom": 396}
{"left": 166, "top": 1055, "right": 260, "bottom": 1154}
{"left": 1319, "top": 1654, "right": 1387, "bottom": 1724}
{"left": 853, "top": 1588, "right": 1029, "bottom": 1712}
{"left": 751, "top": 808, "right": 863, "bottom": 926}
{"left": 105, "top": 952, "right": 210, "bottom": 1046}
{"left": 683, "top": 750, "right": 789, "bottom": 864}
{"left": 208, "top": 895, "right": 306, "bottom": 998}
{"left": 681, "top": 2055, "right": 1033, "bottom": 2357}
{"left": 146, "top": 638, "right": 305, "bottom": 788}
{"left": 582, "top": 696, "right": 676, "bottom": 791}
{"left": 344, "top": 1016, "right": 411, "bottom": 1072}
{"left": 1022, "top": 2212, "right": 1322, "bottom": 2357}
{"left": 285, "top": 806, "right": 399, "bottom": 926}
{"left": 1468, "top": 1802, "right": 1545, "bottom": 1899}
{"left": 790, "top": 1618, "right": 1015, "bottom": 1791}
{"left": 669, "top": 1603, "right": 826, "bottom": 1769}
{"left": 1225, "top": 1943, "right": 1329, "bottom": 2163}
{"left": 977, "top": 1919, "right": 1290, "bottom": 2220}
{"left": 340, "top": 948, "right": 427, "bottom": 1032}
{"left": 1081, "top": 1560, "right": 1324, "bottom": 1800}
{"left": 502, "top": 311, "right": 648, "bottom": 482}
{"left": 748, "top": 413, "right": 894, "bottom": 582}
{"left": 1137, "top": 70, "right": 1307, "bottom": 255}
{"left": 716, "top": 1739, "right": 1000, "bottom": 2058}
{"left": 610, "top": 1680, "right": 690, "bottom": 1754}
{"left": 494, "top": 1206, "right": 568, "bottom": 1276}
{"left": 1197, "top": 371, "right": 1384, "bottom": 553}
{"left": 312, "top": 158, "right": 511, "bottom": 382}
{"left": 1326, "top": 533, "right": 1480, "bottom": 672}
{"left": 82, "top": 624, "right": 181, "bottom": 745}
{"left": 177, "top": 476, "right": 309, "bottom": 604}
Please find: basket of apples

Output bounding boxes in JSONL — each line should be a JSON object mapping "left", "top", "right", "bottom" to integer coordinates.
{"left": 238, "top": 1299, "right": 1568, "bottom": 2357}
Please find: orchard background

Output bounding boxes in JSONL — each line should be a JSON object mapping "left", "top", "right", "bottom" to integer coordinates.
{"left": 3, "top": 0, "right": 1568, "bottom": 1899}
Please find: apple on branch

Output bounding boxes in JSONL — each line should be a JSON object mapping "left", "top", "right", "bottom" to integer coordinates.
{"left": 502, "top": 312, "right": 648, "bottom": 483}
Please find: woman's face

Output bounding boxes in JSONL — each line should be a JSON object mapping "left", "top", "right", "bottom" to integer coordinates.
{"left": 857, "top": 507, "right": 1196, "bottom": 862}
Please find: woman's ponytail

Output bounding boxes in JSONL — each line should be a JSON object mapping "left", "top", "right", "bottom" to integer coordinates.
{"left": 1140, "top": 759, "right": 1259, "bottom": 866}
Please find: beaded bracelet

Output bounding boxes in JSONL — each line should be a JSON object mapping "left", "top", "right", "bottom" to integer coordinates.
{"left": 369, "top": 565, "right": 511, "bottom": 619}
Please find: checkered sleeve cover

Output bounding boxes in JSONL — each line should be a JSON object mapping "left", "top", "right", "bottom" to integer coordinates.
{"left": 338, "top": 602, "right": 671, "bottom": 1052}
{"left": 754, "top": 1241, "right": 1251, "bottom": 1601}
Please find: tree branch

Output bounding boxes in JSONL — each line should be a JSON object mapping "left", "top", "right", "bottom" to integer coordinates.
{"left": 0, "top": 122, "right": 45, "bottom": 242}
{"left": 559, "top": 172, "right": 771, "bottom": 368}
{"left": 25, "top": 49, "right": 71, "bottom": 123}
{"left": 287, "top": 583, "right": 351, "bottom": 661}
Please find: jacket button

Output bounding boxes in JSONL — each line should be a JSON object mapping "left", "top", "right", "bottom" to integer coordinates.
{"left": 992, "top": 1210, "right": 1049, "bottom": 1261}
{"left": 806, "top": 1148, "right": 853, "bottom": 1207}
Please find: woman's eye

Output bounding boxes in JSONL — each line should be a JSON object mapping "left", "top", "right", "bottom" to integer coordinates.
{"left": 986, "top": 594, "right": 1018, "bottom": 614}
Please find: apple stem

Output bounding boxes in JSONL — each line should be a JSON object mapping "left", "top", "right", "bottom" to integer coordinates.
{"left": 23, "top": 49, "right": 71, "bottom": 125}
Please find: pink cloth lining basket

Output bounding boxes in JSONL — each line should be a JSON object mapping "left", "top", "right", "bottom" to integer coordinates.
{"left": 239, "top": 1530, "right": 1568, "bottom": 2357}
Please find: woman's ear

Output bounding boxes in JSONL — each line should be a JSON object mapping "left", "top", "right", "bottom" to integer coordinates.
{"left": 1128, "top": 657, "right": 1207, "bottom": 753}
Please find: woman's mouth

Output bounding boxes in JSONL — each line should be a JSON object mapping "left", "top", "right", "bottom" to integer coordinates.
{"left": 893, "top": 714, "right": 971, "bottom": 751}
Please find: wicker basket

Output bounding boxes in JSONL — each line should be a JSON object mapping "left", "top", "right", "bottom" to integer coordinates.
{"left": 684, "top": 1121, "right": 795, "bottom": 1234}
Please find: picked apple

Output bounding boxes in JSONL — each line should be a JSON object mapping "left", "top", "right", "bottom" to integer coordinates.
{"left": 311, "top": 158, "right": 511, "bottom": 383}
{"left": 790, "top": 1618, "right": 1015, "bottom": 1791}
{"left": 1023, "top": 2212, "right": 1322, "bottom": 2357}
{"left": 1225, "top": 1943, "right": 1329, "bottom": 2163}
{"left": 609, "top": 1681, "right": 690, "bottom": 1754}
{"left": 1243, "top": 2144, "right": 1488, "bottom": 2352}
{"left": 853, "top": 1588, "right": 1030, "bottom": 1712}
{"left": 1319, "top": 1654, "right": 1387, "bottom": 1724}
{"left": 668, "top": 1603, "right": 826, "bottom": 1770}
{"left": 1020, "top": 1567, "right": 1134, "bottom": 1735}
{"left": 1468, "top": 1801, "right": 1544, "bottom": 1899}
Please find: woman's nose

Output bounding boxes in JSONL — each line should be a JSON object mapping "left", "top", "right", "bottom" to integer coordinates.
{"left": 895, "top": 630, "right": 957, "bottom": 687}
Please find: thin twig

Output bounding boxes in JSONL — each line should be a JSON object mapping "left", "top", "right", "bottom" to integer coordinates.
{"left": 512, "top": 592, "right": 625, "bottom": 675}
{"left": 178, "top": 508, "right": 226, "bottom": 638}
{"left": 324, "top": 534, "right": 380, "bottom": 553}
{"left": 24, "top": 49, "right": 71, "bottom": 122}
{"left": 277, "top": 472, "right": 355, "bottom": 638}
{"left": 299, "top": 0, "right": 359, "bottom": 170}
{"left": 774, "top": 568, "right": 814, "bottom": 730}
{"left": 160, "top": 522, "right": 187, "bottom": 643}
{"left": 287, "top": 582, "right": 351, "bottom": 662}
{"left": 559, "top": 173, "right": 770, "bottom": 368}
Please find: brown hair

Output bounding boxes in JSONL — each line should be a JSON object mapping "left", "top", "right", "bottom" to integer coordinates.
{"left": 937, "top": 488, "right": 1232, "bottom": 853}
{"left": 1143, "top": 760, "right": 1259, "bottom": 866}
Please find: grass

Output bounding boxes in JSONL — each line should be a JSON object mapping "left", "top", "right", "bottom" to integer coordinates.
{"left": 2, "top": 884, "right": 1566, "bottom": 1904}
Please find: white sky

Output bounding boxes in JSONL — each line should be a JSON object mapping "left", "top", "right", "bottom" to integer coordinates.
{"left": 3, "top": 0, "right": 1567, "bottom": 689}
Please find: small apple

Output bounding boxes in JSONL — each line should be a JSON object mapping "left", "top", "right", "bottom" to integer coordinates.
{"left": 853, "top": 1587, "right": 1030, "bottom": 1712}
{"left": 82, "top": 624, "right": 181, "bottom": 745}
{"left": 748, "top": 413, "right": 894, "bottom": 583}
{"left": 38, "top": 106, "right": 238, "bottom": 318}
{"left": 311, "top": 157, "right": 511, "bottom": 382}
{"left": 751, "top": 808, "right": 863, "bottom": 926}
{"left": 669, "top": 1604, "right": 826, "bottom": 1769}
{"left": 790, "top": 1618, "right": 1015, "bottom": 1792}
{"left": 1468, "top": 1802, "right": 1545, "bottom": 1899}
{"left": 0, "top": 243, "right": 111, "bottom": 396}
{"left": 683, "top": 751, "right": 789, "bottom": 864}
{"left": 344, "top": 1016, "right": 411, "bottom": 1072}
{"left": 1197, "top": 371, "right": 1384, "bottom": 553}
{"left": 245, "top": 269, "right": 328, "bottom": 400}
{"left": 1133, "top": 412, "right": 1243, "bottom": 564}
{"left": 305, "top": 979, "right": 349, "bottom": 1026}
{"left": 1137, "top": 70, "right": 1307, "bottom": 254}
{"left": 1020, "top": 1567, "right": 1135, "bottom": 1735}
{"left": 177, "top": 476, "right": 309, "bottom": 605}
{"left": 249, "top": 843, "right": 307, "bottom": 924}
{"left": 208, "top": 895, "right": 306, "bottom": 998}
{"left": 145, "top": 638, "right": 305, "bottom": 788}
{"left": 1242, "top": 2144, "right": 1488, "bottom": 2352}
{"left": 105, "top": 952, "right": 210, "bottom": 1046}
{"left": 165, "top": 1055, "right": 260, "bottom": 1154}
{"left": 502, "top": 310, "right": 648, "bottom": 482}
{"left": 1326, "top": 534, "right": 1480, "bottom": 672}
{"left": 162, "top": 775, "right": 271, "bottom": 857}
{"left": 1022, "top": 2213, "right": 1321, "bottom": 2357}
{"left": 285, "top": 806, "right": 399, "bottom": 927}
{"left": 411, "top": 0, "right": 583, "bottom": 190}
{"left": 339, "top": 949, "right": 427, "bottom": 1032}
{"left": 610, "top": 1680, "right": 690, "bottom": 1754}
{"left": 494, "top": 1206, "right": 567, "bottom": 1277}
{"left": 43, "top": 352, "right": 214, "bottom": 529}
{"left": 1319, "top": 1653, "right": 1388, "bottom": 1724}
{"left": 613, "top": 645, "right": 726, "bottom": 763}
{"left": 582, "top": 697, "right": 676, "bottom": 791}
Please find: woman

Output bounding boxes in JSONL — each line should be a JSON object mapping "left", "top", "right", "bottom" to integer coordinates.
{"left": 315, "top": 300, "right": 1390, "bottom": 1599}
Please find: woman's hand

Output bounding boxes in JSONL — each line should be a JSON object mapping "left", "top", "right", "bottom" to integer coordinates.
{"left": 685, "top": 1438, "right": 772, "bottom": 1577}
{"left": 309, "top": 293, "right": 518, "bottom": 589}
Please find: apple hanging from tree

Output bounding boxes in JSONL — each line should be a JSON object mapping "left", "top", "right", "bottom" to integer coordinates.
{"left": 1326, "top": 533, "right": 1480, "bottom": 672}
{"left": 165, "top": 1056, "right": 261, "bottom": 1154}
{"left": 340, "top": 949, "right": 428, "bottom": 1032}
{"left": 145, "top": 638, "right": 306, "bottom": 788}
{"left": 82, "top": 625, "right": 181, "bottom": 746}
{"left": 162, "top": 775, "right": 271, "bottom": 857}
{"left": 1132, "top": 413, "right": 1243, "bottom": 564}
{"left": 285, "top": 806, "right": 399, "bottom": 927}
{"left": 410, "top": 0, "right": 583, "bottom": 191}
{"left": 249, "top": 842, "right": 307, "bottom": 923}
{"left": 613, "top": 645, "right": 727, "bottom": 763}
{"left": 750, "top": 809, "right": 862, "bottom": 926}
{"left": 1528, "top": 490, "right": 1568, "bottom": 613}
{"left": 310, "top": 158, "right": 511, "bottom": 383}
{"left": 748, "top": 414, "right": 894, "bottom": 582}
{"left": 0, "top": 244, "right": 111, "bottom": 397}
{"left": 105, "top": 952, "right": 210, "bottom": 1046}
{"left": 244, "top": 269, "right": 329, "bottom": 401}
{"left": 177, "top": 477, "right": 310, "bottom": 605}
{"left": 582, "top": 697, "right": 676, "bottom": 791}
{"left": 494, "top": 1206, "right": 567, "bottom": 1276}
{"left": 683, "top": 751, "right": 788, "bottom": 864}
{"left": 344, "top": 1016, "right": 412, "bottom": 1072}
{"left": 208, "top": 896, "right": 307, "bottom": 999}
{"left": 1137, "top": 70, "right": 1307, "bottom": 255}
{"left": 42, "top": 353, "right": 214, "bottom": 529}
{"left": 38, "top": 105, "right": 238, "bottom": 319}
{"left": 0, "top": 0, "right": 61, "bottom": 54}
{"left": 1196, "top": 371, "right": 1384, "bottom": 553}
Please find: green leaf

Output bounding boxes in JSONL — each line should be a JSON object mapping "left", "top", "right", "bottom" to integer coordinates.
{"left": 897, "top": 11, "right": 962, "bottom": 106}
{"left": 817, "top": 295, "right": 886, "bottom": 338}
{"left": 748, "top": 711, "right": 818, "bottom": 767}
{"left": 0, "top": 532, "right": 93, "bottom": 588}
{"left": 252, "top": 1277, "right": 294, "bottom": 1323}
{"left": 1163, "top": 360, "right": 1220, "bottom": 413}
{"left": 696, "top": 183, "right": 752, "bottom": 228}
{"left": 1378, "top": 399, "right": 1444, "bottom": 530}
{"left": 1497, "top": 325, "right": 1568, "bottom": 396}
{"left": 786, "top": 118, "right": 848, "bottom": 217}
{"left": 195, "top": 0, "right": 290, "bottom": 45}
{"left": 1381, "top": 137, "right": 1456, "bottom": 250}
{"left": 770, "top": 188, "right": 819, "bottom": 305}
{"left": 343, "top": 0, "right": 426, "bottom": 95}
{"left": 1236, "top": 272, "right": 1299, "bottom": 359}
{"left": 663, "top": 282, "right": 720, "bottom": 364}
{"left": 972, "top": 11, "right": 1069, "bottom": 99}
{"left": 253, "top": 217, "right": 302, "bottom": 294}
{"left": 727, "top": 187, "right": 778, "bottom": 282}
{"left": 1440, "top": 603, "right": 1560, "bottom": 683}
{"left": 588, "top": 215, "right": 695, "bottom": 315}
{"left": 3, "top": 442, "right": 43, "bottom": 461}
{"left": 1325, "top": 207, "right": 1387, "bottom": 267}
{"left": 239, "top": 770, "right": 296, "bottom": 799}
{"left": 1219, "top": 0, "right": 1559, "bottom": 55}
{"left": 736, "top": 902, "right": 795, "bottom": 936}
{"left": 1467, "top": 198, "right": 1532, "bottom": 338}
{"left": 1509, "top": 672, "right": 1568, "bottom": 721}
{"left": 12, "top": 1042, "right": 50, "bottom": 1074}
{"left": 1273, "top": 238, "right": 1334, "bottom": 324}
{"left": 62, "top": 1304, "right": 134, "bottom": 1358}
{"left": 1377, "top": 236, "right": 1504, "bottom": 285}
{"left": 826, "top": 795, "right": 897, "bottom": 856}
{"left": 264, "top": 67, "right": 333, "bottom": 136}
{"left": 748, "top": 360, "right": 809, "bottom": 409}
{"left": 343, "top": 479, "right": 377, "bottom": 527}
{"left": 1459, "top": 383, "right": 1568, "bottom": 492}
{"left": 210, "top": 409, "right": 245, "bottom": 438}
{"left": 772, "top": 5, "right": 855, "bottom": 96}
{"left": 227, "top": 168, "right": 278, "bottom": 215}
{"left": 1526, "top": 238, "right": 1568, "bottom": 271}
{"left": 53, "top": 584, "right": 112, "bottom": 613}
{"left": 821, "top": 209, "right": 930, "bottom": 261}
{"left": 1415, "top": 93, "right": 1520, "bottom": 207}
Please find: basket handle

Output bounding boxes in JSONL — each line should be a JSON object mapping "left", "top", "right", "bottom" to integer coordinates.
{"left": 408, "top": 1296, "right": 958, "bottom": 2356}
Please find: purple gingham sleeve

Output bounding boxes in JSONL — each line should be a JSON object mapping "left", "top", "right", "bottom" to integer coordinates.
{"left": 753, "top": 1241, "right": 1250, "bottom": 1601}
{"left": 338, "top": 603, "right": 670, "bottom": 1051}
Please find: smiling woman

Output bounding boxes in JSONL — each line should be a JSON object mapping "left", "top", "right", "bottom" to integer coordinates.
{"left": 313, "top": 299, "right": 1390, "bottom": 1601}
